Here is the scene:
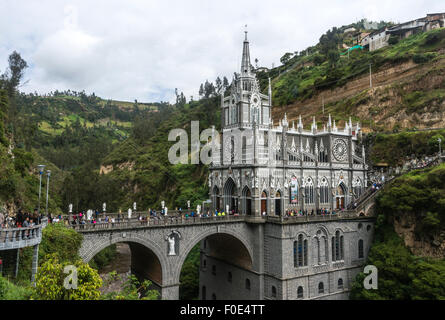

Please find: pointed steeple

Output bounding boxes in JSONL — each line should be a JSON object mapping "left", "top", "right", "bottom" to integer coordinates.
{"left": 297, "top": 115, "right": 303, "bottom": 130}
{"left": 305, "top": 138, "right": 310, "bottom": 153}
{"left": 311, "top": 116, "right": 317, "bottom": 132}
{"left": 282, "top": 113, "right": 288, "bottom": 127}
{"left": 241, "top": 27, "right": 251, "bottom": 75}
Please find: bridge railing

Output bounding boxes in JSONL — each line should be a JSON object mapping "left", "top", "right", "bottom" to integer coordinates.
{"left": 70, "top": 214, "right": 246, "bottom": 231}
{"left": 59, "top": 210, "right": 197, "bottom": 222}
{"left": 0, "top": 224, "right": 43, "bottom": 249}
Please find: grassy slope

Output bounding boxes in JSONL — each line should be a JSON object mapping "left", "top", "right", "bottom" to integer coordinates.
{"left": 268, "top": 28, "right": 445, "bottom": 131}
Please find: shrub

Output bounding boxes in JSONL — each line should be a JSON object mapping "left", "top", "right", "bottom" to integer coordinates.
{"left": 0, "top": 275, "right": 33, "bottom": 300}
{"left": 413, "top": 53, "right": 435, "bottom": 64}
{"left": 33, "top": 254, "right": 102, "bottom": 300}
{"left": 388, "top": 35, "right": 399, "bottom": 45}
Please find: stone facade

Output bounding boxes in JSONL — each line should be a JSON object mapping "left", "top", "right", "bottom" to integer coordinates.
{"left": 199, "top": 217, "right": 374, "bottom": 300}
{"left": 209, "top": 32, "right": 367, "bottom": 218}
{"left": 200, "top": 32, "right": 374, "bottom": 300}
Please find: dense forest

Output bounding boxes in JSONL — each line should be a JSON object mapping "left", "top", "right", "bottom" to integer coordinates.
{"left": 351, "top": 163, "right": 445, "bottom": 299}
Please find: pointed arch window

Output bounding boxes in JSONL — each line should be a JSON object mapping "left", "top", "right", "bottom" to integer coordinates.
{"left": 332, "top": 230, "right": 344, "bottom": 261}
{"left": 297, "top": 286, "right": 303, "bottom": 299}
{"left": 318, "top": 282, "right": 324, "bottom": 294}
{"left": 304, "top": 178, "right": 314, "bottom": 204}
{"left": 319, "top": 178, "right": 329, "bottom": 204}
{"left": 294, "top": 234, "right": 308, "bottom": 267}
{"left": 338, "top": 278, "right": 344, "bottom": 290}
{"left": 358, "top": 239, "right": 364, "bottom": 259}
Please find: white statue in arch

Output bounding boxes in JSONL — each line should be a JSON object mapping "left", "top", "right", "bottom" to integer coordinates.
{"left": 197, "top": 204, "right": 201, "bottom": 215}
{"left": 164, "top": 207, "right": 168, "bottom": 216}
{"left": 167, "top": 235, "right": 176, "bottom": 255}
{"left": 68, "top": 204, "right": 73, "bottom": 213}
{"left": 165, "top": 231, "right": 181, "bottom": 256}
{"left": 128, "top": 208, "right": 132, "bottom": 219}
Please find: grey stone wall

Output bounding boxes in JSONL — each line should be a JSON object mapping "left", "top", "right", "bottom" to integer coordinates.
{"left": 78, "top": 217, "right": 374, "bottom": 300}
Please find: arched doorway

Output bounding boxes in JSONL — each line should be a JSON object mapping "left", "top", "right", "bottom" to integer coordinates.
{"left": 275, "top": 190, "right": 282, "bottom": 215}
{"left": 212, "top": 186, "right": 220, "bottom": 211}
{"left": 336, "top": 183, "right": 347, "bottom": 209}
{"left": 261, "top": 191, "right": 268, "bottom": 215}
{"left": 241, "top": 186, "right": 252, "bottom": 215}
{"left": 223, "top": 178, "right": 238, "bottom": 214}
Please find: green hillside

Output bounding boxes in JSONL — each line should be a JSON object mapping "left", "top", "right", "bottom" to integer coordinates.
{"left": 351, "top": 163, "right": 445, "bottom": 299}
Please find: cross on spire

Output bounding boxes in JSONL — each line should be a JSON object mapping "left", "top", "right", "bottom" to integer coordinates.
{"left": 241, "top": 25, "right": 251, "bottom": 75}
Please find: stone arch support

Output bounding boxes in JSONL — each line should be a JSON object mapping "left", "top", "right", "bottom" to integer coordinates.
{"left": 172, "top": 225, "right": 255, "bottom": 284}
{"left": 79, "top": 231, "right": 170, "bottom": 285}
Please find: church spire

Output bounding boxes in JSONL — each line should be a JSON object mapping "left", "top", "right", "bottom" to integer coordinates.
{"left": 241, "top": 26, "right": 251, "bottom": 75}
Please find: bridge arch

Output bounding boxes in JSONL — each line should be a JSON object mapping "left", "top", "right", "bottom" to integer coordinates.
{"left": 173, "top": 227, "right": 254, "bottom": 285}
{"left": 80, "top": 233, "right": 169, "bottom": 289}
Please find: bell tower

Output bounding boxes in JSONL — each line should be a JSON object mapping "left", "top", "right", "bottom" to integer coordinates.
{"left": 221, "top": 30, "right": 272, "bottom": 129}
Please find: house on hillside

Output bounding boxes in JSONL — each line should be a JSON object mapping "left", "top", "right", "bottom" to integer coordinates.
{"left": 361, "top": 13, "right": 445, "bottom": 51}
{"left": 343, "top": 27, "right": 357, "bottom": 33}
{"left": 255, "top": 67, "right": 270, "bottom": 73}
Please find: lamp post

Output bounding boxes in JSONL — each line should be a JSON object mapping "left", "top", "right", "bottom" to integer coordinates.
{"left": 37, "top": 165, "right": 46, "bottom": 215}
{"left": 45, "top": 170, "right": 51, "bottom": 216}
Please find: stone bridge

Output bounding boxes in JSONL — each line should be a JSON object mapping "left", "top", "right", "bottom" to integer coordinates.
{"left": 74, "top": 212, "right": 372, "bottom": 300}
{"left": 76, "top": 215, "right": 262, "bottom": 299}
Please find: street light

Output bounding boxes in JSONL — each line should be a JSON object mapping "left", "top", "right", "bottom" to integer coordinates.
{"left": 37, "top": 164, "right": 46, "bottom": 215}
{"left": 45, "top": 170, "right": 51, "bottom": 216}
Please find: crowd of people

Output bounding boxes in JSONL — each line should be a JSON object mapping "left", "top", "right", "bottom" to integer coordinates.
{"left": 0, "top": 209, "right": 43, "bottom": 230}
{"left": 283, "top": 208, "right": 337, "bottom": 217}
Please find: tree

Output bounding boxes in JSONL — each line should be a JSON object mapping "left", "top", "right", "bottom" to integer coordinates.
{"left": 215, "top": 77, "right": 222, "bottom": 94}
{"left": 280, "top": 52, "right": 293, "bottom": 65}
{"left": 428, "top": 134, "right": 444, "bottom": 153}
{"left": 33, "top": 254, "right": 102, "bottom": 300}
{"left": 327, "top": 49, "right": 339, "bottom": 67}
{"left": 203, "top": 80, "right": 215, "bottom": 98}
{"left": 0, "top": 51, "right": 28, "bottom": 97}
{"left": 198, "top": 83, "right": 204, "bottom": 98}
{"left": 222, "top": 76, "right": 229, "bottom": 90}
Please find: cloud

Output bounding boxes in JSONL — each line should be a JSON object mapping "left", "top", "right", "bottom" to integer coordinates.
{"left": 1, "top": 0, "right": 443, "bottom": 103}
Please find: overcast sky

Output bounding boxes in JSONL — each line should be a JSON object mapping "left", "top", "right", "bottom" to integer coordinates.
{"left": 0, "top": 0, "right": 443, "bottom": 103}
